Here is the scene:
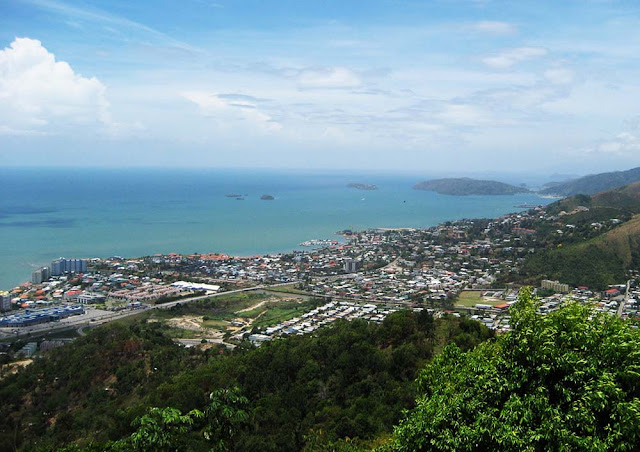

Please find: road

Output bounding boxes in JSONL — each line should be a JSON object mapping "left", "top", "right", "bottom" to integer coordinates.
{"left": 617, "top": 279, "right": 632, "bottom": 318}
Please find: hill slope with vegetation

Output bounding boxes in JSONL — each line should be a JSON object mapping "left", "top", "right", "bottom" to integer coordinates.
{"left": 413, "top": 178, "right": 529, "bottom": 196}
{"left": 518, "top": 182, "right": 640, "bottom": 289}
{"left": 539, "top": 166, "right": 640, "bottom": 196}
{"left": 0, "top": 311, "right": 493, "bottom": 451}
{"left": 383, "top": 290, "right": 640, "bottom": 451}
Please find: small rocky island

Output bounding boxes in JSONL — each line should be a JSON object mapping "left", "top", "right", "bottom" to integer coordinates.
{"left": 260, "top": 194, "right": 275, "bottom": 200}
{"left": 225, "top": 194, "right": 243, "bottom": 198}
{"left": 413, "top": 178, "right": 530, "bottom": 196}
{"left": 347, "top": 183, "right": 378, "bottom": 190}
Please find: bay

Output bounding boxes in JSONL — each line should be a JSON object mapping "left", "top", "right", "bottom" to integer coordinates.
{"left": 0, "top": 168, "right": 552, "bottom": 289}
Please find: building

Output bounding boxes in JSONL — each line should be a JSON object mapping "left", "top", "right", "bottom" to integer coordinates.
{"left": 63, "top": 290, "right": 83, "bottom": 301}
{"left": 77, "top": 292, "right": 106, "bottom": 304}
{"left": 50, "top": 258, "right": 88, "bottom": 276}
{"left": 344, "top": 259, "right": 359, "bottom": 273}
{"left": 32, "top": 266, "right": 50, "bottom": 284}
{"left": 0, "top": 305, "right": 84, "bottom": 327}
{"left": 0, "top": 291, "right": 10, "bottom": 312}
{"left": 541, "top": 279, "right": 570, "bottom": 293}
{"left": 50, "top": 259, "right": 64, "bottom": 276}
{"left": 18, "top": 342, "right": 38, "bottom": 358}
{"left": 604, "top": 288, "right": 621, "bottom": 298}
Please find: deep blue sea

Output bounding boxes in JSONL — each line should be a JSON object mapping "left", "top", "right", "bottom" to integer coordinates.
{"left": 0, "top": 168, "right": 553, "bottom": 290}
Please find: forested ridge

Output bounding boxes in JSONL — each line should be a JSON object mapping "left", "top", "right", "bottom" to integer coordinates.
{"left": 0, "top": 311, "right": 493, "bottom": 451}
{"left": 539, "top": 167, "right": 640, "bottom": 196}
{"left": 516, "top": 183, "right": 640, "bottom": 290}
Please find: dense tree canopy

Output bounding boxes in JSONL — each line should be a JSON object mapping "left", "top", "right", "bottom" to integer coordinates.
{"left": 0, "top": 310, "right": 494, "bottom": 451}
{"left": 384, "top": 288, "right": 640, "bottom": 451}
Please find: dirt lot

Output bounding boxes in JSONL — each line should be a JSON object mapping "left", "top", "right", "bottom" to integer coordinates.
{"left": 1, "top": 359, "right": 33, "bottom": 379}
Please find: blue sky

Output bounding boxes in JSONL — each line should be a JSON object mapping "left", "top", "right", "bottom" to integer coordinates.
{"left": 1, "top": 0, "right": 640, "bottom": 174}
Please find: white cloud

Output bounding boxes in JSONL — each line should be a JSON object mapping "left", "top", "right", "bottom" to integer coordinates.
{"left": 182, "top": 91, "right": 282, "bottom": 132}
{"left": 0, "top": 37, "right": 111, "bottom": 134}
{"left": 544, "top": 68, "right": 574, "bottom": 85}
{"left": 436, "top": 104, "right": 494, "bottom": 127}
{"left": 589, "top": 132, "right": 640, "bottom": 155}
{"left": 482, "top": 47, "right": 547, "bottom": 69}
{"left": 469, "top": 21, "right": 517, "bottom": 35}
{"left": 297, "top": 67, "right": 361, "bottom": 89}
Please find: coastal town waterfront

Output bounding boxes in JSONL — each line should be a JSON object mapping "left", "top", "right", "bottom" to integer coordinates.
{"left": 2, "top": 203, "right": 638, "bottom": 354}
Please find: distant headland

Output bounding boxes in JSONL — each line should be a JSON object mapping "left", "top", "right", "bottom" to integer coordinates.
{"left": 413, "top": 178, "right": 530, "bottom": 196}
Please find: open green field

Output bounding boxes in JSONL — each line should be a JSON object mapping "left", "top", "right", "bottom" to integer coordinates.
{"left": 455, "top": 290, "right": 502, "bottom": 308}
{"left": 147, "top": 292, "right": 267, "bottom": 321}
{"left": 113, "top": 291, "right": 323, "bottom": 340}
{"left": 97, "top": 291, "right": 325, "bottom": 341}
{"left": 162, "top": 327, "right": 201, "bottom": 339}
{"left": 455, "top": 290, "right": 481, "bottom": 307}
{"left": 251, "top": 301, "right": 318, "bottom": 330}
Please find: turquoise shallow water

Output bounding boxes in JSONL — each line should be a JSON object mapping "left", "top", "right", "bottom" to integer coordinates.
{"left": 0, "top": 168, "right": 552, "bottom": 289}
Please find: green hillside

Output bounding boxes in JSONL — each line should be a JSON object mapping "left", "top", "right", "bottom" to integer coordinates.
{"left": 413, "top": 178, "right": 529, "bottom": 196}
{"left": 520, "top": 183, "right": 640, "bottom": 289}
{"left": 0, "top": 311, "right": 493, "bottom": 451}
{"left": 539, "top": 166, "right": 640, "bottom": 196}
{"left": 546, "top": 182, "right": 640, "bottom": 217}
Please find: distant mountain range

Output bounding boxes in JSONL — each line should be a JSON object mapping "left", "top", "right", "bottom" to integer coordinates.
{"left": 413, "top": 178, "right": 529, "bottom": 196}
{"left": 539, "top": 166, "right": 640, "bottom": 197}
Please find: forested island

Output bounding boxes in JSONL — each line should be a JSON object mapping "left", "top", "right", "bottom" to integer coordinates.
{"left": 413, "top": 177, "right": 529, "bottom": 196}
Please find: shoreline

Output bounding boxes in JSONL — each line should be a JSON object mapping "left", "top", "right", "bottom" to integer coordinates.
{"left": 2, "top": 204, "right": 546, "bottom": 291}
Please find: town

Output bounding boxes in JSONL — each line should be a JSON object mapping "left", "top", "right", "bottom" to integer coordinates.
{"left": 2, "top": 204, "right": 639, "bottom": 360}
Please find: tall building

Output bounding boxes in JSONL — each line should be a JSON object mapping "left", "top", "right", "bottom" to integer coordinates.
{"left": 541, "top": 279, "right": 570, "bottom": 293}
{"left": 50, "top": 259, "right": 64, "bottom": 276}
{"left": 32, "top": 267, "right": 50, "bottom": 284}
{"left": 50, "top": 258, "right": 88, "bottom": 276}
{"left": 344, "top": 259, "right": 359, "bottom": 273}
{"left": 0, "top": 291, "right": 11, "bottom": 312}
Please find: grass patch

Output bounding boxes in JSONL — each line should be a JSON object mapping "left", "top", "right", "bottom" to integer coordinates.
{"left": 237, "top": 307, "right": 268, "bottom": 318}
{"left": 252, "top": 300, "right": 318, "bottom": 330}
{"left": 455, "top": 291, "right": 504, "bottom": 308}
{"left": 163, "top": 327, "right": 201, "bottom": 339}
{"left": 164, "top": 292, "right": 268, "bottom": 318}
{"left": 201, "top": 319, "right": 229, "bottom": 330}
{"left": 455, "top": 291, "right": 483, "bottom": 307}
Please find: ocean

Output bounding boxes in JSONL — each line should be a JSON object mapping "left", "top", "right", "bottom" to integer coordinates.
{"left": 0, "top": 168, "right": 553, "bottom": 289}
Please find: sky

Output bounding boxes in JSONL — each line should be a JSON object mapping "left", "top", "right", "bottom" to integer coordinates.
{"left": 1, "top": 0, "right": 640, "bottom": 175}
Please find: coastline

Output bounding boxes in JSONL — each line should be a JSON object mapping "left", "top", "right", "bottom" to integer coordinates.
{"left": 0, "top": 168, "right": 553, "bottom": 290}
